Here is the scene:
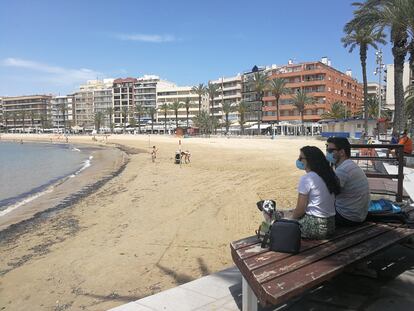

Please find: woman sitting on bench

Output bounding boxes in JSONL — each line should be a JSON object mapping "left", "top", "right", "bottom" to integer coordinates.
{"left": 291, "top": 146, "right": 341, "bottom": 239}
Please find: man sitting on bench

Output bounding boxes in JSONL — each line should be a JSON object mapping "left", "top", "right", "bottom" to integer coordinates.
{"left": 326, "top": 137, "right": 370, "bottom": 226}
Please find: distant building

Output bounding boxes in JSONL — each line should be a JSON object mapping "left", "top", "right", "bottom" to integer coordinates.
{"left": 156, "top": 84, "right": 208, "bottom": 127}
{"left": 0, "top": 97, "right": 3, "bottom": 130}
{"left": 209, "top": 75, "right": 243, "bottom": 126}
{"left": 51, "top": 95, "right": 74, "bottom": 131}
{"left": 2, "top": 95, "right": 52, "bottom": 131}
{"left": 385, "top": 62, "right": 413, "bottom": 111}
{"left": 113, "top": 78, "right": 137, "bottom": 128}
{"left": 263, "top": 58, "right": 363, "bottom": 123}
{"left": 241, "top": 65, "right": 272, "bottom": 123}
{"left": 73, "top": 79, "right": 114, "bottom": 130}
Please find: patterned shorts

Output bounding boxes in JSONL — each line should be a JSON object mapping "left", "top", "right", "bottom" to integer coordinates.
{"left": 298, "top": 214, "right": 335, "bottom": 239}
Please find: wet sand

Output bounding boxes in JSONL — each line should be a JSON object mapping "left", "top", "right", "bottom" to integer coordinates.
{"left": 0, "top": 134, "right": 326, "bottom": 310}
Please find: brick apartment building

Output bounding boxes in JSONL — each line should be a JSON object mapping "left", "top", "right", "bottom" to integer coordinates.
{"left": 262, "top": 60, "right": 363, "bottom": 123}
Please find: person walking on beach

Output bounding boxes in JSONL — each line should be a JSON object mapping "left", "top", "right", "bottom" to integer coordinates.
{"left": 151, "top": 145, "right": 158, "bottom": 162}
{"left": 291, "top": 146, "right": 340, "bottom": 239}
{"left": 326, "top": 137, "right": 370, "bottom": 226}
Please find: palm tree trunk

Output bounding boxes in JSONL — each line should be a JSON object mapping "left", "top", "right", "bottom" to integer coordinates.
{"left": 360, "top": 44, "right": 369, "bottom": 134}
{"left": 164, "top": 111, "right": 167, "bottom": 134}
{"left": 186, "top": 111, "right": 189, "bottom": 128}
{"left": 276, "top": 95, "right": 280, "bottom": 125}
{"left": 257, "top": 99, "right": 262, "bottom": 135}
{"left": 392, "top": 31, "right": 408, "bottom": 133}
{"left": 138, "top": 114, "right": 141, "bottom": 134}
{"left": 175, "top": 111, "right": 178, "bottom": 130}
{"left": 301, "top": 112, "right": 305, "bottom": 135}
{"left": 226, "top": 113, "right": 229, "bottom": 134}
{"left": 198, "top": 96, "right": 201, "bottom": 114}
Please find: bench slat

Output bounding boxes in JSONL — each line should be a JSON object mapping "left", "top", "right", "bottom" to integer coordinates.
{"left": 253, "top": 224, "right": 391, "bottom": 284}
{"left": 261, "top": 227, "right": 414, "bottom": 306}
{"left": 243, "top": 223, "right": 375, "bottom": 270}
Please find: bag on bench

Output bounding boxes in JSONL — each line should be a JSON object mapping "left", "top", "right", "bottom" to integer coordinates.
{"left": 366, "top": 199, "right": 409, "bottom": 224}
{"left": 269, "top": 219, "right": 301, "bottom": 254}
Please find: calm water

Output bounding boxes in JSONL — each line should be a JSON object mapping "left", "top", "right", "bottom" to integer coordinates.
{"left": 0, "top": 141, "right": 91, "bottom": 211}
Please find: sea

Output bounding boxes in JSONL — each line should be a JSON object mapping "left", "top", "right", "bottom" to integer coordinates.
{"left": 0, "top": 141, "right": 92, "bottom": 215}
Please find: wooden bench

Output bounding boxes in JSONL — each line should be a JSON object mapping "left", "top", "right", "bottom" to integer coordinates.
{"left": 230, "top": 216, "right": 414, "bottom": 311}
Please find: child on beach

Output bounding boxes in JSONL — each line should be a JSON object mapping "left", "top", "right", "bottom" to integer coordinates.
{"left": 151, "top": 146, "right": 158, "bottom": 162}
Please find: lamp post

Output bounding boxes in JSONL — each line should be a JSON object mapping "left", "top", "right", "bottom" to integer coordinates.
{"left": 374, "top": 49, "right": 385, "bottom": 119}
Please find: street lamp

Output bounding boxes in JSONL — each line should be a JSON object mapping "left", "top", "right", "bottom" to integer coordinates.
{"left": 374, "top": 49, "right": 385, "bottom": 119}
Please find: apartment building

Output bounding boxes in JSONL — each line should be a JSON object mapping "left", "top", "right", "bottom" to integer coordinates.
{"left": 386, "top": 62, "right": 413, "bottom": 111}
{"left": 2, "top": 95, "right": 52, "bottom": 131}
{"left": 263, "top": 59, "right": 363, "bottom": 123}
{"left": 73, "top": 89, "right": 94, "bottom": 129}
{"left": 156, "top": 85, "right": 208, "bottom": 126}
{"left": 51, "top": 95, "right": 74, "bottom": 131}
{"left": 241, "top": 65, "right": 272, "bottom": 123}
{"left": 209, "top": 75, "right": 242, "bottom": 124}
{"left": 72, "top": 79, "right": 114, "bottom": 130}
{"left": 134, "top": 75, "right": 159, "bottom": 109}
{"left": 113, "top": 78, "right": 136, "bottom": 127}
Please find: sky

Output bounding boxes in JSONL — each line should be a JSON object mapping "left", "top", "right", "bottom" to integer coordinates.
{"left": 0, "top": 0, "right": 398, "bottom": 96}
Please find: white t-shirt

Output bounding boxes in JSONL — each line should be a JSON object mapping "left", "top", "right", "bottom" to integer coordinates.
{"left": 298, "top": 171, "right": 336, "bottom": 218}
{"left": 335, "top": 159, "right": 370, "bottom": 222}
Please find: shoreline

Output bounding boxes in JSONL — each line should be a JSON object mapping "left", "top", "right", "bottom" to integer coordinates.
{"left": 0, "top": 135, "right": 131, "bottom": 233}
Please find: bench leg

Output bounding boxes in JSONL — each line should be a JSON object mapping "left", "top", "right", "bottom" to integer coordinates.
{"left": 242, "top": 276, "right": 258, "bottom": 311}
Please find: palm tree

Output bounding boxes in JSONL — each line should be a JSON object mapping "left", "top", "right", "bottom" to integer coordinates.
{"left": 184, "top": 97, "right": 191, "bottom": 128}
{"left": 250, "top": 71, "right": 268, "bottom": 134}
{"left": 342, "top": 22, "right": 386, "bottom": 134}
{"left": 3, "top": 111, "right": 8, "bottom": 132}
{"left": 170, "top": 100, "right": 183, "bottom": 130}
{"left": 206, "top": 82, "right": 219, "bottom": 123}
{"left": 192, "top": 83, "right": 207, "bottom": 114}
{"left": 193, "top": 110, "right": 218, "bottom": 134}
{"left": 292, "top": 89, "right": 314, "bottom": 135}
{"left": 345, "top": 0, "right": 410, "bottom": 132}
{"left": 158, "top": 103, "right": 169, "bottom": 134}
{"left": 237, "top": 101, "right": 250, "bottom": 135}
{"left": 106, "top": 107, "right": 114, "bottom": 133}
{"left": 11, "top": 112, "right": 17, "bottom": 132}
{"left": 321, "top": 101, "right": 347, "bottom": 119}
{"left": 222, "top": 102, "right": 234, "bottom": 135}
{"left": 121, "top": 106, "right": 129, "bottom": 133}
{"left": 267, "top": 78, "right": 288, "bottom": 124}
{"left": 21, "top": 110, "right": 26, "bottom": 133}
{"left": 148, "top": 107, "right": 157, "bottom": 134}
{"left": 134, "top": 104, "right": 145, "bottom": 134}
{"left": 94, "top": 111, "right": 104, "bottom": 133}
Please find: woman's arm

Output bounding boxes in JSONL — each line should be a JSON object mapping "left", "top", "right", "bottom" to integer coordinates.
{"left": 292, "top": 193, "right": 308, "bottom": 219}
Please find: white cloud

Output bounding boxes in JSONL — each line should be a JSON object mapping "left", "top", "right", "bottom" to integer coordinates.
{"left": 114, "top": 33, "right": 176, "bottom": 43}
{"left": 1, "top": 57, "right": 101, "bottom": 88}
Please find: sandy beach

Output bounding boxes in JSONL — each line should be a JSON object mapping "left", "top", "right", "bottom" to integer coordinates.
{"left": 0, "top": 134, "right": 326, "bottom": 310}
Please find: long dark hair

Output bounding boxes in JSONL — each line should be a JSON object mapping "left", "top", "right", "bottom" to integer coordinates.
{"left": 301, "top": 146, "right": 340, "bottom": 195}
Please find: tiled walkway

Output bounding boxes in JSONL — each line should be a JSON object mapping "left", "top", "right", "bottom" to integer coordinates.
{"left": 109, "top": 242, "right": 414, "bottom": 311}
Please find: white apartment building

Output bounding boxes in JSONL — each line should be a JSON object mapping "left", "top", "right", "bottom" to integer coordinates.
{"left": 209, "top": 75, "right": 242, "bottom": 124}
{"left": 156, "top": 85, "right": 208, "bottom": 127}
{"left": 113, "top": 78, "right": 136, "bottom": 127}
{"left": 51, "top": 95, "right": 73, "bottom": 131}
{"left": 73, "top": 79, "right": 114, "bottom": 130}
{"left": 386, "top": 62, "right": 413, "bottom": 110}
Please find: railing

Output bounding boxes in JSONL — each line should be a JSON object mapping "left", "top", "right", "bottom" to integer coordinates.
{"left": 350, "top": 143, "right": 404, "bottom": 202}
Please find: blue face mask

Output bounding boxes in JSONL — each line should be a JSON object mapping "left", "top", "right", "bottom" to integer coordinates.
{"left": 326, "top": 152, "right": 336, "bottom": 164}
{"left": 296, "top": 159, "right": 305, "bottom": 170}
